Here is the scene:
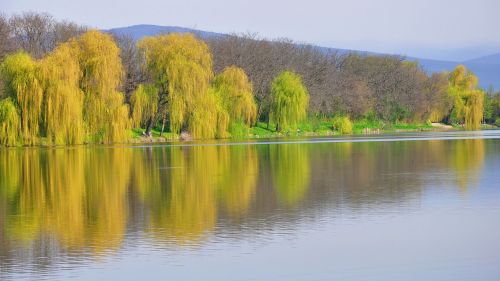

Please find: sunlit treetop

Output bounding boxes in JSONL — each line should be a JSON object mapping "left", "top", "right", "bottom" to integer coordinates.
{"left": 449, "top": 64, "right": 478, "bottom": 91}
{"left": 76, "top": 30, "right": 124, "bottom": 96}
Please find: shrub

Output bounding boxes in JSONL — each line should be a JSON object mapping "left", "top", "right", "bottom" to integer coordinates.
{"left": 332, "top": 116, "right": 353, "bottom": 134}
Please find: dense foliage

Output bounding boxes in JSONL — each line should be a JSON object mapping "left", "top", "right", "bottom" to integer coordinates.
{"left": 0, "top": 29, "right": 130, "bottom": 146}
{"left": 213, "top": 66, "right": 257, "bottom": 127}
{"left": 0, "top": 12, "right": 497, "bottom": 146}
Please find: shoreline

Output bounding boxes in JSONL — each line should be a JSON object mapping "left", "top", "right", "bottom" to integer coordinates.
{"left": 2, "top": 124, "right": 498, "bottom": 149}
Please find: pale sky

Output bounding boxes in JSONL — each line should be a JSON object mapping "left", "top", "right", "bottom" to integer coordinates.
{"left": 2, "top": 0, "right": 499, "bottom": 61}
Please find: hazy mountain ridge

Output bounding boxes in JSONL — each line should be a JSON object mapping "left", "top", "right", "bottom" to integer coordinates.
{"left": 108, "top": 24, "right": 225, "bottom": 40}
{"left": 465, "top": 53, "right": 500, "bottom": 65}
{"left": 108, "top": 25, "right": 500, "bottom": 90}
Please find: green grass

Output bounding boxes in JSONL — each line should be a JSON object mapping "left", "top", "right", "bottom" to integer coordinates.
{"left": 131, "top": 128, "right": 177, "bottom": 140}
{"left": 130, "top": 118, "right": 442, "bottom": 143}
{"left": 352, "top": 119, "right": 385, "bottom": 134}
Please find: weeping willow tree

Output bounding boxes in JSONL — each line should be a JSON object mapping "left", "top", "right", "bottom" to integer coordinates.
{"left": 188, "top": 88, "right": 229, "bottom": 139}
{"left": 39, "top": 42, "right": 85, "bottom": 145}
{"left": 76, "top": 30, "right": 130, "bottom": 143}
{"left": 130, "top": 84, "right": 159, "bottom": 128}
{"left": 0, "top": 52, "right": 43, "bottom": 145}
{"left": 0, "top": 98, "right": 20, "bottom": 146}
{"left": 213, "top": 66, "right": 257, "bottom": 127}
{"left": 269, "top": 71, "right": 309, "bottom": 132}
{"left": 463, "top": 90, "right": 484, "bottom": 130}
{"left": 138, "top": 33, "right": 214, "bottom": 136}
{"left": 448, "top": 65, "right": 484, "bottom": 130}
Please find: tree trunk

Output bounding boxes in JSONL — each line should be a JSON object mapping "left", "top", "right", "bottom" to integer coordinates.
{"left": 144, "top": 117, "right": 154, "bottom": 137}
{"left": 160, "top": 116, "right": 166, "bottom": 137}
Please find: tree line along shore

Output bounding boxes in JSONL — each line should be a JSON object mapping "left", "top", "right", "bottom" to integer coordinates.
{"left": 0, "top": 12, "right": 499, "bottom": 146}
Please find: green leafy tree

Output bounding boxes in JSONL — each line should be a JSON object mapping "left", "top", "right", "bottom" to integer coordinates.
{"left": 269, "top": 71, "right": 309, "bottom": 132}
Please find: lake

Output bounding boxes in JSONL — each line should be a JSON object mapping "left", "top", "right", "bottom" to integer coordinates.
{"left": 1, "top": 131, "right": 499, "bottom": 281}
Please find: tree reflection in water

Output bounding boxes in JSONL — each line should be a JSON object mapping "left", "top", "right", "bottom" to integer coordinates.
{"left": 0, "top": 138, "right": 487, "bottom": 268}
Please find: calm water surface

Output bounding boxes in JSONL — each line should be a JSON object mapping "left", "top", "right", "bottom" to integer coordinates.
{"left": 1, "top": 131, "right": 500, "bottom": 281}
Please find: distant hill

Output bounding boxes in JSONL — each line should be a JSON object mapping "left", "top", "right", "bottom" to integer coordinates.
{"left": 416, "top": 57, "right": 500, "bottom": 90}
{"left": 107, "top": 24, "right": 225, "bottom": 40}
{"left": 465, "top": 53, "right": 500, "bottom": 65}
{"left": 107, "top": 25, "right": 500, "bottom": 91}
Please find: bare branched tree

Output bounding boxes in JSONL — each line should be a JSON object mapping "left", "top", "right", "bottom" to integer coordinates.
{"left": 8, "top": 12, "right": 86, "bottom": 59}
{"left": 112, "top": 33, "right": 146, "bottom": 99}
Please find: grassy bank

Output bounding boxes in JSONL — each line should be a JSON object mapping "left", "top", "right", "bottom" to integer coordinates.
{"left": 130, "top": 119, "right": 439, "bottom": 143}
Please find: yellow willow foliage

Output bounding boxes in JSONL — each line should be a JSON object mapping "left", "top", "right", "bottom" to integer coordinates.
{"left": 0, "top": 98, "right": 21, "bottom": 146}
{"left": 39, "top": 43, "right": 85, "bottom": 145}
{"left": 449, "top": 86, "right": 466, "bottom": 121}
{"left": 270, "top": 144, "right": 311, "bottom": 205}
{"left": 463, "top": 90, "right": 484, "bottom": 130}
{"left": 188, "top": 89, "right": 229, "bottom": 139}
{"left": 217, "top": 145, "right": 258, "bottom": 218}
{"left": 429, "top": 109, "right": 445, "bottom": 123}
{"left": 270, "top": 71, "right": 309, "bottom": 131}
{"left": 0, "top": 52, "right": 43, "bottom": 145}
{"left": 448, "top": 65, "right": 484, "bottom": 129}
{"left": 76, "top": 30, "right": 130, "bottom": 143}
{"left": 214, "top": 66, "right": 257, "bottom": 126}
{"left": 138, "top": 33, "right": 213, "bottom": 133}
{"left": 130, "top": 84, "right": 159, "bottom": 128}
{"left": 449, "top": 65, "right": 478, "bottom": 90}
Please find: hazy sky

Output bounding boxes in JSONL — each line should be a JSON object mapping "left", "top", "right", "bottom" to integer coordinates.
{"left": 2, "top": 0, "right": 500, "bottom": 61}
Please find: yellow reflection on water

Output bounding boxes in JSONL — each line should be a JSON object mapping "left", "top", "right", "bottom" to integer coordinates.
{"left": 0, "top": 148, "right": 130, "bottom": 252}
{"left": 217, "top": 145, "right": 258, "bottom": 218}
{"left": 270, "top": 144, "right": 311, "bottom": 205}
{"left": 0, "top": 137, "right": 488, "bottom": 258}
{"left": 450, "top": 139, "right": 485, "bottom": 193}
